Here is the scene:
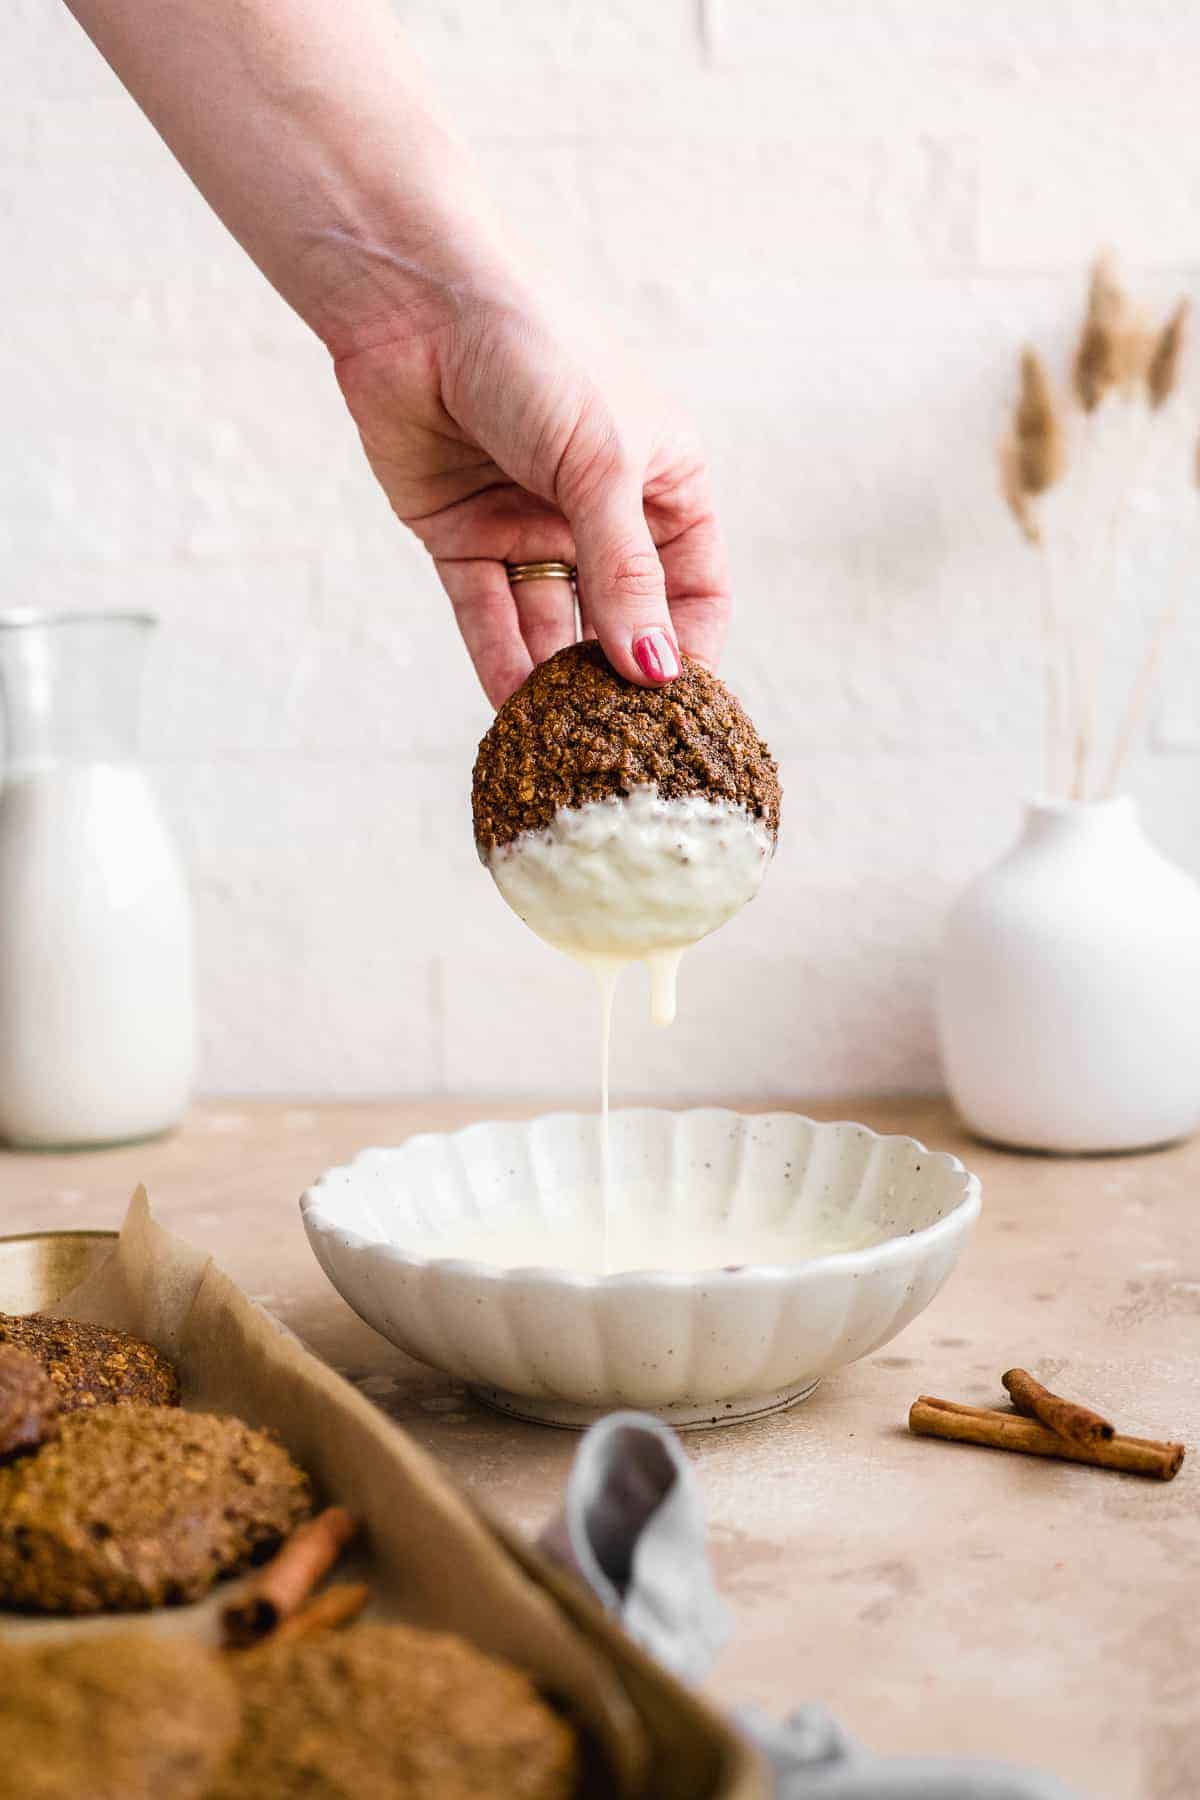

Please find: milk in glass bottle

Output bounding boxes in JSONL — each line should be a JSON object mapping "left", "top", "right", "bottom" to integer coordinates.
{"left": 0, "top": 612, "right": 193, "bottom": 1146}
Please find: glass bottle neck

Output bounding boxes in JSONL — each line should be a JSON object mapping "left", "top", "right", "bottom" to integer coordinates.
{"left": 0, "top": 612, "right": 154, "bottom": 772}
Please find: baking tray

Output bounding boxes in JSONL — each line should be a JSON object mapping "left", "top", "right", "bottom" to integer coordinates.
{"left": 0, "top": 1206, "right": 767, "bottom": 1799}
{"left": 0, "top": 1228, "right": 118, "bottom": 1312}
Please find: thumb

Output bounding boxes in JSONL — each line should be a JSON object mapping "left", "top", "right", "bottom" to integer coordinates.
{"left": 564, "top": 465, "right": 681, "bottom": 688}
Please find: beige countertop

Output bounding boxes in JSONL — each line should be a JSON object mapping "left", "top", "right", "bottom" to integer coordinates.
{"left": 1, "top": 1096, "right": 1195, "bottom": 1799}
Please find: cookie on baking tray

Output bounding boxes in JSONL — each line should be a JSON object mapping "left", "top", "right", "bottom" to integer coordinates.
{"left": 0, "top": 1312, "right": 180, "bottom": 1412}
{"left": 0, "top": 1404, "right": 312, "bottom": 1613}
{"left": 206, "top": 1621, "right": 580, "bottom": 1800}
{"left": 0, "top": 1633, "right": 239, "bottom": 1800}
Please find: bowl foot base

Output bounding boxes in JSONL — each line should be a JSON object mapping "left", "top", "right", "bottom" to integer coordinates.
{"left": 468, "top": 1378, "right": 821, "bottom": 1432}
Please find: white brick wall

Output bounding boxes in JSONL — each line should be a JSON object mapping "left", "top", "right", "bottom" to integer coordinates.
{"left": 4, "top": 1, "right": 1199, "bottom": 1100}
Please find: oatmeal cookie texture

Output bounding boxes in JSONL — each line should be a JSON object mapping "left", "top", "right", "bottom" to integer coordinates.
{"left": 0, "top": 1634, "right": 239, "bottom": 1800}
{"left": 0, "top": 1404, "right": 312, "bottom": 1613}
{"left": 472, "top": 641, "right": 781, "bottom": 853}
{"left": 207, "top": 1621, "right": 579, "bottom": 1800}
{"left": 0, "top": 1312, "right": 180, "bottom": 1411}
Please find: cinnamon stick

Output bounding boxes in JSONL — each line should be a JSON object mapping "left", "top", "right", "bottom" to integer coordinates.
{"left": 222, "top": 1506, "right": 357, "bottom": 1648}
{"left": 1002, "top": 1368, "right": 1114, "bottom": 1446}
{"left": 269, "top": 1582, "right": 369, "bottom": 1643}
{"left": 910, "top": 1397, "right": 1183, "bottom": 1480}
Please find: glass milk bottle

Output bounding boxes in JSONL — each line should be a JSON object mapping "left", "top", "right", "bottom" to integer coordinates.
{"left": 0, "top": 612, "right": 193, "bottom": 1147}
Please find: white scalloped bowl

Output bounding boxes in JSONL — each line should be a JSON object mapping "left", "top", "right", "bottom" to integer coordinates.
{"left": 301, "top": 1110, "right": 981, "bottom": 1430}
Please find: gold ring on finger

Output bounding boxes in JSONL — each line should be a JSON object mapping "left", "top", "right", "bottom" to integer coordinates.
{"left": 506, "top": 561, "right": 577, "bottom": 585}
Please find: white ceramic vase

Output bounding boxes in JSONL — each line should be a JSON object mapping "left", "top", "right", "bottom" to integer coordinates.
{"left": 937, "top": 796, "right": 1200, "bottom": 1154}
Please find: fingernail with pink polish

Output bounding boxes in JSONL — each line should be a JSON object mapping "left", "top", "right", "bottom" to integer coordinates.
{"left": 633, "top": 629, "right": 680, "bottom": 682}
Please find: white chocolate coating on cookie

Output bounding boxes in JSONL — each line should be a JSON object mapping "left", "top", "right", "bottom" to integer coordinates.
{"left": 486, "top": 785, "right": 774, "bottom": 977}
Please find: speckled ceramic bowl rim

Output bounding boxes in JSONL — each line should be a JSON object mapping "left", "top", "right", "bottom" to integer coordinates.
{"left": 300, "top": 1108, "right": 982, "bottom": 1291}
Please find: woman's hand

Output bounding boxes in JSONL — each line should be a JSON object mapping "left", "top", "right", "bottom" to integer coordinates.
{"left": 334, "top": 297, "right": 729, "bottom": 708}
{"left": 63, "top": 0, "right": 729, "bottom": 707}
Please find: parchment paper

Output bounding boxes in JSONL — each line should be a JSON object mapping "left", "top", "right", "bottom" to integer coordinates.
{"left": 2, "top": 1188, "right": 765, "bottom": 1800}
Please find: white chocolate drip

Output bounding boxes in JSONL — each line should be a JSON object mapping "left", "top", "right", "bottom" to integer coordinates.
{"left": 593, "top": 957, "right": 618, "bottom": 1270}
{"left": 486, "top": 786, "right": 775, "bottom": 1271}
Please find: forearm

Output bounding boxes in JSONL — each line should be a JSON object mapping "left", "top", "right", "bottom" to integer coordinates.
{"left": 64, "top": 0, "right": 517, "bottom": 353}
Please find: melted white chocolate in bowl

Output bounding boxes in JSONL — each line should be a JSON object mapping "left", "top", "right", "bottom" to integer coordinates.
{"left": 394, "top": 1191, "right": 883, "bottom": 1276}
{"left": 485, "top": 785, "right": 775, "bottom": 1269}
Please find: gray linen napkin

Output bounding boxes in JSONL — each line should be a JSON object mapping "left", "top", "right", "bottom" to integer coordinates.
{"left": 539, "top": 1412, "right": 1079, "bottom": 1800}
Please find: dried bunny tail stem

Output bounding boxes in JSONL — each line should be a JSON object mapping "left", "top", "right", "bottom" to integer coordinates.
{"left": 1101, "top": 432, "right": 1198, "bottom": 797}
{"left": 1101, "top": 417, "right": 1194, "bottom": 799}
{"left": 1119, "top": 307, "right": 1154, "bottom": 396}
{"left": 1015, "top": 348, "right": 1064, "bottom": 494}
{"left": 998, "top": 417, "right": 1068, "bottom": 795}
{"left": 1147, "top": 298, "right": 1191, "bottom": 409}
{"left": 1037, "top": 555, "right": 1067, "bottom": 796}
{"left": 998, "top": 435, "right": 1040, "bottom": 543}
{"left": 1071, "top": 268, "right": 1162, "bottom": 795}
{"left": 1101, "top": 588, "right": 1185, "bottom": 797}
{"left": 1074, "top": 253, "right": 1135, "bottom": 411}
